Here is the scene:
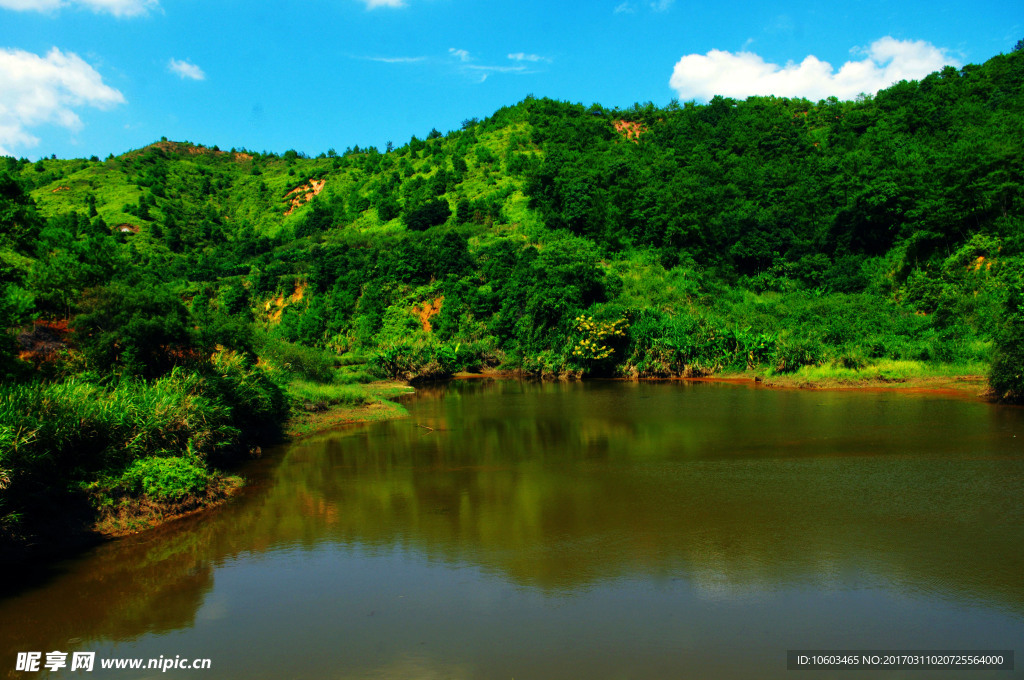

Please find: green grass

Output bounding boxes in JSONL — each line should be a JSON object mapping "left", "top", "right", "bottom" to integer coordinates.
{"left": 334, "top": 368, "right": 375, "bottom": 384}
{"left": 285, "top": 379, "right": 374, "bottom": 409}
{"left": 336, "top": 351, "right": 371, "bottom": 367}
{"left": 769, "top": 359, "right": 989, "bottom": 384}
{"left": 284, "top": 383, "right": 412, "bottom": 439}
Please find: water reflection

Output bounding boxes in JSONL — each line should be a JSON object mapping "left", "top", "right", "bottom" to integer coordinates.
{"left": 267, "top": 381, "right": 1024, "bottom": 600}
{"left": 1, "top": 380, "right": 1022, "bottom": 679}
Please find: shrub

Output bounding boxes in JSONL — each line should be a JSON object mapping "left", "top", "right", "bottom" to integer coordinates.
{"left": 772, "top": 336, "right": 824, "bottom": 374}
{"left": 72, "top": 281, "right": 191, "bottom": 378}
{"left": 569, "top": 313, "right": 629, "bottom": 375}
{"left": 254, "top": 332, "right": 336, "bottom": 383}
{"left": 116, "top": 456, "right": 211, "bottom": 502}
{"left": 989, "top": 286, "right": 1024, "bottom": 401}
{"left": 369, "top": 339, "right": 478, "bottom": 381}
{"left": 205, "top": 349, "right": 288, "bottom": 444}
{"left": 403, "top": 198, "right": 451, "bottom": 231}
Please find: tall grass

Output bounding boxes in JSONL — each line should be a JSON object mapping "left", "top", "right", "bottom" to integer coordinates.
{"left": 254, "top": 331, "right": 336, "bottom": 382}
{"left": 285, "top": 380, "right": 373, "bottom": 410}
{"left": 0, "top": 371, "right": 235, "bottom": 470}
{"left": 0, "top": 355, "right": 286, "bottom": 541}
{"left": 774, "top": 359, "right": 990, "bottom": 384}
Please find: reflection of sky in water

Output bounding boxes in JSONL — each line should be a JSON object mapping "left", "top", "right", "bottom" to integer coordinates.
{"left": 2, "top": 381, "right": 1023, "bottom": 679}
{"left": 80, "top": 547, "right": 1024, "bottom": 680}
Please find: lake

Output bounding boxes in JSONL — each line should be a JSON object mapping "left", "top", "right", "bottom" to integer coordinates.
{"left": 2, "top": 380, "right": 1023, "bottom": 678}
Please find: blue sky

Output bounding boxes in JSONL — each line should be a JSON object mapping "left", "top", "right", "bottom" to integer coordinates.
{"left": 0, "top": 0, "right": 1020, "bottom": 160}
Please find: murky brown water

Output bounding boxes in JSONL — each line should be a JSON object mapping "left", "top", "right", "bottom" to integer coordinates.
{"left": 2, "top": 380, "right": 1023, "bottom": 679}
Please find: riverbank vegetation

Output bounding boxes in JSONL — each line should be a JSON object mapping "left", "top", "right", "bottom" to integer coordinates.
{"left": 1, "top": 43, "right": 1022, "bottom": 553}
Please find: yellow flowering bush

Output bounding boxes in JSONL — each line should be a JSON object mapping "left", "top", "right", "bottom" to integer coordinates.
{"left": 571, "top": 315, "right": 629, "bottom": 362}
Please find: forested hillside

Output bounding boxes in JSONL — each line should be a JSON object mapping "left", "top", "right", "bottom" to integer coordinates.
{"left": 2, "top": 45, "right": 1022, "bottom": 551}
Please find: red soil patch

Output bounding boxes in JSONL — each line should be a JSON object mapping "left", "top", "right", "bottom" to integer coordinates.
{"left": 148, "top": 141, "right": 220, "bottom": 157}
{"left": 17, "top": 319, "right": 70, "bottom": 364}
{"left": 412, "top": 297, "right": 444, "bottom": 332}
{"left": 265, "top": 280, "right": 307, "bottom": 323}
{"left": 613, "top": 120, "right": 648, "bottom": 142}
{"left": 143, "top": 141, "right": 253, "bottom": 162}
{"left": 284, "top": 179, "right": 326, "bottom": 216}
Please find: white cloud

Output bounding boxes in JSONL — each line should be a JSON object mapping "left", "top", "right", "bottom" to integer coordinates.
{"left": 446, "top": 49, "right": 531, "bottom": 84}
{"left": 0, "top": 0, "right": 158, "bottom": 16}
{"left": 508, "top": 52, "right": 549, "bottom": 63}
{"left": 0, "top": 47, "right": 124, "bottom": 155}
{"left": 466, "top": 64, "right": 525, "bottom": 73}
{"left": 615, "top": 1, "right": 671, "bottom": 13}
{"left": 362, "top": 55, "right": 425, "bottom": 63}
{"left": 76, "top": 0, "right": 156, "bottom": 15}
{"left": 669, "top": 37, "right": 958, "bottom": 102}
{"left": 168, "top": 58, "right": 205, "bottom": 81}
{"left": 0, "top": 0, "right": 62, "bottom": 10}
{"left": 361, "top": 0, "right": 404, "bottom": 8}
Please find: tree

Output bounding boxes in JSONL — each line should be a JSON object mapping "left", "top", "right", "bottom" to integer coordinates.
{"left": 475, "top": 146, "right": 497, "bottom": 165}
{"left": 220, "top": 281, "right": 250, "bottom": 315}
{"left": 376, "top": 194, "right": 401, "bottom": 222}
{"left": 990, "top": 280, "right": 1024, "bottom": 401}
{"left": 403, "top": 198, "right": 451, "bottom": 231}
{"left": 295, "top": 200, "right": 332, "bottom": 238}
{"left": 432, "top": 231, "right": 472, "bottom": 279}
{"left": 455, "top": 198, "right": 471, "bottom": 225}
{"left": 0, "top": 171, "right": 42, "bottom": 253}
{"left": 72, "top": 281, "right": 192, "bottom": 377}
{"left": 0, "top": 284, "right": 28, "bottom": 381}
